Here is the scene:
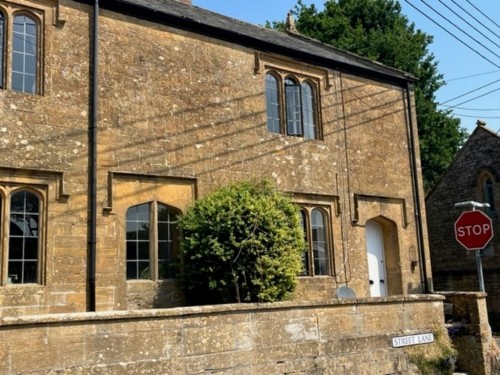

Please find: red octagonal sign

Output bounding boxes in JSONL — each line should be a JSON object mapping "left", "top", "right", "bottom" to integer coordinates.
{"left": 454, "top": 210, "right": 494, "bottom": 250}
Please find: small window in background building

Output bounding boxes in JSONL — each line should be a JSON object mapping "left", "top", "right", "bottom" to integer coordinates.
{"left": 484, "top": 178, "right": 496, "bottom": 216}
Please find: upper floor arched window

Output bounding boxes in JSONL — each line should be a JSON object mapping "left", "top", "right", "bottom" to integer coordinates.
{"left": 12, "top": 14, "right": 38, "bottom": 94}
{"left": 265, "top": 73, "right": 281, "bottom": 134}
{"left": 265, "top": 69, "right": 321, "bottom": 140}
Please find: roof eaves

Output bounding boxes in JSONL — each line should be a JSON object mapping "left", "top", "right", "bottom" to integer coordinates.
{"left": 77, "top": 0, "right": 415, "bottom": 86}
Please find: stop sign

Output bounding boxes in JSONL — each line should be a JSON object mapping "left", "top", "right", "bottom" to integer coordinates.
{"left": 454, "top": 210, "right": 493, "bottom": 250}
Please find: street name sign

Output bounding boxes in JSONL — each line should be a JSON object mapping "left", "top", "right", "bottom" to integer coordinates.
{"left": 392, "top": 333, "right": 434, "bottom": 348}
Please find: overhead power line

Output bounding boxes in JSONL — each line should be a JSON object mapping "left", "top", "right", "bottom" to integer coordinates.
{"left": 443, "top": 87, "right": 500, "bottom": 109}
{"left": 446, "top": 70, "right": 500, "bottom": 82}
{"left": 419, "top": 0, "right": 500, "bottom": 60}
{"left": 438, "top": 104, "right": 500, "bottom": 111}
{"left": 464, "top": 0, "right": 500, "bottom": 31}
{"left": 403, "top": 0, "right": 500, "bottom": 70}
{"left": 438, "top": 0, "right": 500, "bottom": 49}
{"left": 440, "top": 78, "right": 500, "bottom": 105}
{"left": 453, "top": 113, "right": 500, "bottom": 119}
{"left": 452, "top": 0, "right": 500, "bottom": 40}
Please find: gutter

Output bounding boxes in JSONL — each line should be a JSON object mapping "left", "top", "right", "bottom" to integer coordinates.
{"left": 405, "top": 83, "right": 431, "bottom": 293}
{"left": 88, "top": 0, "right": 99, "bottom": 311}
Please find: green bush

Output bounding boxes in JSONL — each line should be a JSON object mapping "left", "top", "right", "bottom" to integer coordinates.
{"left": 179, "top": 179, "right": 304, "bottom": 304}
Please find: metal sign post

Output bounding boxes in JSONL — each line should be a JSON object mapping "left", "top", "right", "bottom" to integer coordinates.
{"left": 454, "top": 201, "right": 493, "bottom": 293}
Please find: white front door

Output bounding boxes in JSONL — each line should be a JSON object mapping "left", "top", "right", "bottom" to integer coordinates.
{"left": 366, "top": 220, "right": 387, "bottom": 297}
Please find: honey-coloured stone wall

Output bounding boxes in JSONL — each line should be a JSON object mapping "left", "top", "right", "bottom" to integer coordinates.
{"left": 0, "top": 0, "right": 429, "bottom": 316}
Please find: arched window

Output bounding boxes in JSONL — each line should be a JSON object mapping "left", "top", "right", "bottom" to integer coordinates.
{"left": 264, "top": 69, "right": 322, "bottom": 140}
{"left": 126, "top": 203, "right": 151, "bottom": 279}
{"left": 0, "top": 12, "right": 5, "bottom": 88}
{"left": 126, "top": 202, "right": 180, "bottom": 280}
{"left": 484, "top": 177, "right": 495, "bottom": 216}
{"left": 300, "top": 206, "right": 331, "bottom": 276}
{"left": 311, "top": 208, "right": 328, "bottom": 275}
{"left": 301, "top": 82, "right": 317, "bottom": 139}
{"left": 12, "top": 14, "right": 37, "bottom": 94}
{"left": 265, "top": 73, "right": 281, "bottom": 134}
{"left": 285, "top": 77, "right": 303, "bottom": 136}
{"left": 8, "top": 190, "right": 39, "bottom": 284}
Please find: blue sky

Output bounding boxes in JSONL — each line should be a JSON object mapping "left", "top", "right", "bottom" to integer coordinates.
{"left": 193, "top": 0, "right": 500, "bottom": 135}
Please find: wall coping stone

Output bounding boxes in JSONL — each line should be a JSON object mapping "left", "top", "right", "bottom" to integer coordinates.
{"left": 0, "top": 294, "right": 444, "bottom": 327}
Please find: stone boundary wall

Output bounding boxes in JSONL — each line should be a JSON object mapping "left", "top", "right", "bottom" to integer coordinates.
{"left": 0, "top": 296, "right": 445, "bottom": 375}
{"left": 441, "top": 292, "right": 499, "bottom": 375}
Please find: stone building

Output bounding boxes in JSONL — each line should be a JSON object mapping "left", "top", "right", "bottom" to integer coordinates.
{"left": 426, "top": 122, "right": 500, "bottom": 330}
{"left": 0, "top": 0, "right": 432, "bottom": 317}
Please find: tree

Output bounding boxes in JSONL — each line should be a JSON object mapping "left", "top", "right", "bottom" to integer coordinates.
{"left": 269, "top": 0, "right": 466, "bottom": 191}
{"left": 178, "top": 179, "right": 304, "bottom": 305}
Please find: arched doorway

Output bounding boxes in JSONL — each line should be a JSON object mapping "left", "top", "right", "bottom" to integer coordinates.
{"left": 366, "top": 220, "right": 387, "bottom": 297}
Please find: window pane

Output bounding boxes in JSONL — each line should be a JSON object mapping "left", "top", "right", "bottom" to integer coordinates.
{"left": 26, "top": 22, "right": 36, "bottom": 36}
{"left": 8, "top": 261, "right": 22, "bottom": 284}
{"left": 301, "top": 82, "right": 316, "bottom": 139}
{"left": 25, "top": 54, "right": 36, "bottom": 75}
{"left": 126, "top": 221, "right": 138, "bottom": 240}
{"left": 138, "top": 261, "right": 150, "bottom": 279}
{"left": 136, "top": 203, "right": 149, "bottom": 221}
{"left": 24, "top": 192, "right": 39, "bottom": 212}
{"left": 9, "top": 237, "right": 23, "bottom": 259}
{"left": 26, "top": 35, "right": 36, "bottom": 56}
{"left": 11, "top": 72, "right": 24, "bottom": 92}
{"left": 13, "top": 17, "right": 25, "bottom": 33}
{"left": 137, "top": 223, "right": 149, "bottom": 240}
{"left": 158, "top": 241, "right": 170, "bottom": 260}
{"left": 138, "top": 241, "right": 149, "bottom": 260}
{"left": 23, "top": 261, "right": 37, "bottom": 283}
{"left": 265, "top": 74, "right": 281, "bottom": 133}
{"left": 24, "top": 237, "right": 38, "bottom": 259}
{"left": 12, "top": 15, "right": 37, "bottom": 94}
{"left": 158, "top": 222, "right": 169, "bottom": 241}
{"left": 12, "top": 52, "right": 24, "bottom": 73}
{"left": 126, "top": 241, "right": 137, "bottom": 260}
{"left": 126, "top": 261, "right": 137, "bottom": 280}
{"left": 285, "top": 81, "right": 302, "bottom": 135}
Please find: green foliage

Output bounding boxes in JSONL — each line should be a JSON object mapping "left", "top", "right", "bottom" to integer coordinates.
{"left": 178, "top": 179, "right": 304, "bottom": 304}
{"left": 270, "top": 0, "right": 467, "bottom": 191}
{"left": 407, "top": 327, "right": 457, "bottom": 375}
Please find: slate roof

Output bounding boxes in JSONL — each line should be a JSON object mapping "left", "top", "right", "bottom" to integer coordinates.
{"left": 88, "top": 0, "right": 417, "bottom": 86}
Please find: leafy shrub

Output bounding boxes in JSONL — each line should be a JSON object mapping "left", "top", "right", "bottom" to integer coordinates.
{"left": 178, "top": 179, "right": 304, "bottom": 304}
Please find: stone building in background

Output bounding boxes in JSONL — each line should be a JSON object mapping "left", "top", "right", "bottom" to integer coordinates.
{"left": 0, "top": 0, "right": 432, "bottom": 317}
{"left": 426, "top": 122, "right": 500, "bottom": 330}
